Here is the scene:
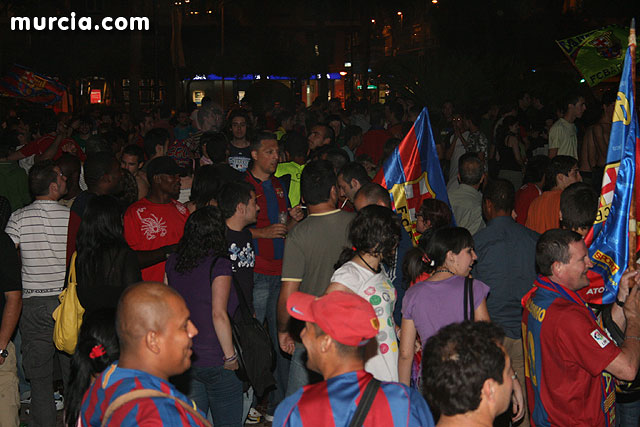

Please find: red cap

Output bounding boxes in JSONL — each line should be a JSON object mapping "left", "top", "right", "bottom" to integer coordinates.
{"left": 287, "top": 291, "right": 379, "bottom": 346}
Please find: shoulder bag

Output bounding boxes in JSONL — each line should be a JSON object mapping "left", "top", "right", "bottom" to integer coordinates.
{"left": 209, "top": 257, "right": 275, "bottom": 396}
{"left": 52, "top": 252, "right": 85, "bottom": 354}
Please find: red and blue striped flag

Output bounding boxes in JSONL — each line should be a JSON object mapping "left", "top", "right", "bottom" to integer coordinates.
{"left": 0, "top": 64, "right": 65, "bottom": 105}
{"left": 373, "top": 107, "right": 451, "bottom": 244}
{"left": 580, "top": 41, "right": 639, "bottom": 304}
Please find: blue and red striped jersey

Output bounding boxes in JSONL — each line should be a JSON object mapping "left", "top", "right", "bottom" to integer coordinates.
{"left": 80, "top": 363, "right": 208, "bottom": 427}
{"left": 273, "top": 370, "right": 434, "bottom": 427}
{"left": 522, "top": 276, "right": 620, "bottom": 426}
{"left": 245, "top": 172, "right": 290, "bottom": 276}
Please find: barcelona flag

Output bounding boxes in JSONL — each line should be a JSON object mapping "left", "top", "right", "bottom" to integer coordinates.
{"left": 580, "top": 42, "right": 639, "bottom": 304}
{"left": 373, "top": 107, "right": 451, "bottom": 244}
{"left": 0, "top": 64, "right": 65, "bottom": 105}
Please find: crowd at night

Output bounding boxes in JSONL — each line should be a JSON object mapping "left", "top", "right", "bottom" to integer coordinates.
{"left": 1, "top": 1, "right": 639, "bottom": 427}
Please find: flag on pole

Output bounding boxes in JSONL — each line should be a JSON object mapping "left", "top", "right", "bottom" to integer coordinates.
{"left": 580, "top": 41, "right": 639, "bottom": 304}
{"left": 0, "top": 64, "right": 65, "bottom": 105}
{"left": 373, "top": 107, "right": 451, "bottom": 244}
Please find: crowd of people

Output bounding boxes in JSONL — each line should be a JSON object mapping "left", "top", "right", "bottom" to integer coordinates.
{"left": 0, "top": 87, "right": 638, "bottom": 427}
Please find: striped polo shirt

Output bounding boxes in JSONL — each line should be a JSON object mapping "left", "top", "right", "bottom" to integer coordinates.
{"left": 5, "top": 200, "right": 70, "bottom": 298}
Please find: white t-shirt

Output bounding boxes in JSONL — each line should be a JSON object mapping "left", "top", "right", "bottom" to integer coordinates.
{"left": 5, "top": 200, "right": 70, "bottom": 298}
{"left": 331, "top": 261, "right": 399, "bottom": 382}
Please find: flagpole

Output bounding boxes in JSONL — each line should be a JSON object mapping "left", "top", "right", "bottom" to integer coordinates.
{"left": 629, "top": 18, "right": 637, "bottom": 271}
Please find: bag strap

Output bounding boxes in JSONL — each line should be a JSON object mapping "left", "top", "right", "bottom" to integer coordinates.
{"left": 100, "top": 388, "right": 211, "bottom": 427}
{"left": 348, "top": 378, "right": 381, "bottom": 427}
{"left": 464, "top": 276, "right": 474, "bottom": 321}
{"left": 208, "top": 256, "right": 252, "bottom": 317}
{"left": 69, "top": 252, "right": 78, "bottom": 284}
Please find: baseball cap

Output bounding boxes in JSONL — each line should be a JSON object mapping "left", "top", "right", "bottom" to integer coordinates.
{"left": 287, "top": 291, "right": 379, "bottom": 347}
{"left": 146, "top": 156, "right": 181, "bottom": 182}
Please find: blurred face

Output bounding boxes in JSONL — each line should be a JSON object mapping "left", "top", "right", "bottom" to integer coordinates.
{"left": 156, "top": 173, "right": 181, "bottom": 199}
{"left": 141, "top": 116, "right": 154, "bottom": 134}
{"left": 447, "top": 246, "right": 477, "bottom": 276}
{"left": 416, "top": 213, "right": 427, "bottom": 234}
{"left": 53, "top": 166, "right": 67, "bottom": 197}
{"left": 337, "top": 174, "right": 359, "bottom": 203}
{"left": 329, "top": 120, "right": 341, "bottom": 138}
{"left": 231, "top": 116, "right": 247, "bottom": 140}
{"left": 494, "top": 350, "right": 514, "bottom": 416}
{"left": 555, "top": 240, "right": 593, "bottom": 290}
{"left": 452, "top": 114, "right": 464, "bottom": 130}
{"left": 251, "top": 139, "right": 279, "bottom": 176}
{"left": 79, "top": 122, "right": 91, "bottom": 135}
{"left": 569, "top": 97, "right": 587, "bottom": 119}
{"left": 241, "top": 190, "right": 259, "bottom": 224}
{"left": 121, "top": 153, "right": 142, "bottom": 175}
{"left": 158, "top": 295, "right": 198, "bottom": 377}
{"left": 106, "top": 161, "right": 123, "bottom": 194}
{"left": 308, "top": 126, "right": 328, "bottom": 150}
{"left": 300, "top": 322, "right": 321, "bottom": 373}
{"left": 558, "top": 165, "right": 582, "bottom": 189}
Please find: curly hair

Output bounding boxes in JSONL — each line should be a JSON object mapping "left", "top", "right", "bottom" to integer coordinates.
{"left": 65, "top": 309, "right": 119, "bottom": 427}
{"left": 418, "top": 199, "right": 452, "bottom": 230}
{"left": 174, "top": 206, "right": 228, "bottom": 273}
{"left": 422, "top": 321, "right": 506, "bottom": 417}
{"left": 335, "top": 205, "right": 401, "bottom": 269}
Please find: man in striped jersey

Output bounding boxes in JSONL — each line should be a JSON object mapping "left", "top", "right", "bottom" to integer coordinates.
{"left": 5, "top": 160, "right": 70, "bottom": 427}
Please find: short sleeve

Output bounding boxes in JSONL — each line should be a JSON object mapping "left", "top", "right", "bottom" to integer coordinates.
{"left": 548, "top": 122, "right": 565, "bottom": 150}
{"left": 123, "top": 208, "right": 141, "bottom": 249}
{"left": 4, "top": 211, "right": 20, "bottom": 246}
{"left": 473, "top": 279, "right": 491, "bottom": 310}
{"left": 330, "top": 263, "right": 362, "bottom": 293}
{"left": 281, "top": 233, "right": 304, "bottom": 281}
{"left": 555, "top": 305, "right": 621, "bottom": 377}
{"left": 401, "top": 286, "right": 418, "bottom": 320}
{"left": 212, "top": 257, "right": 232, "bottom": 279}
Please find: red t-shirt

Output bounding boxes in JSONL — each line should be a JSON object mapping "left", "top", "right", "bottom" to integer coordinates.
{"left": 356, "top": 129, "right": 391, "bottom": 165}
{"left": 20, "top": 134, "right": 86, "bottom": 162}
{"left": 515, "top": 183, "right": 542, "bottom": 225}
{"left": 123, "top": 198, "right": 189, "bottom": 282}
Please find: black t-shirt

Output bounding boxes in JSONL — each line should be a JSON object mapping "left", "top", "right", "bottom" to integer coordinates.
{"left": 213, "top": 163, "right": 245, "bottom": 184}
{"left": 228, "top": 144, "right": 251, "bottom": 173}
{"left": 226, "top": 226, "right": 255, "bottom": 314}
{"left": 0, "top": 231, "right": 21, "bottom": 321}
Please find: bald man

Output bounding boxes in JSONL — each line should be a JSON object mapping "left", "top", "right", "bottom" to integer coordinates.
{"left": 79, "top": 282, "right": 210, "bottom": 427}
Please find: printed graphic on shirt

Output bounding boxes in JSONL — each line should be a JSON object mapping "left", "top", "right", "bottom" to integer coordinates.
{"left": 229, "top": 156, "right": 250, "bottom": 172}
{"left": 136, "top": 207, "right": 167, "bottom": 240}
{"left": 229, "top": 242, "right": 255, "bottom": 270}
{"left": 591, "top": 329, "right": 610, "bottom": 348}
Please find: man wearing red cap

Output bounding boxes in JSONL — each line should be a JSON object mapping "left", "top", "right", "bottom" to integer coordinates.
{"left": 273, "top": 291, "right": 434, "bottom": 427}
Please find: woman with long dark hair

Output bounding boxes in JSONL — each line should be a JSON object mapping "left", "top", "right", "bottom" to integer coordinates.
{"left": 165, "top": 206, "right": 242, "bottom": 427}
{"left": 75, "top": 195, "right": 141, "bottom": 314}
{"left": 326, "top": 205, "right": 402, "bottom": 382}
{"left": 65, "top": 309, "right": 119, "bottom": 427}
{"left": 398, "top": 227, "right": 490, "bottom": 386}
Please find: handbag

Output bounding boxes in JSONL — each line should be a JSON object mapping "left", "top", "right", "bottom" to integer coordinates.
{"left": 463, "top": 276, "right": 475, "bottom": 321}
{"left": 52, "top": 252, "right": 85, "bottom": 354}
{"left": 209, "top": 258, "right": 275, "bottom": 396}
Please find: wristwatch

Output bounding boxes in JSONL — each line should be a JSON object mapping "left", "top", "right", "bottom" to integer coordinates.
{"left": 0, "top": 348, "right": 8, "bottom": 358}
